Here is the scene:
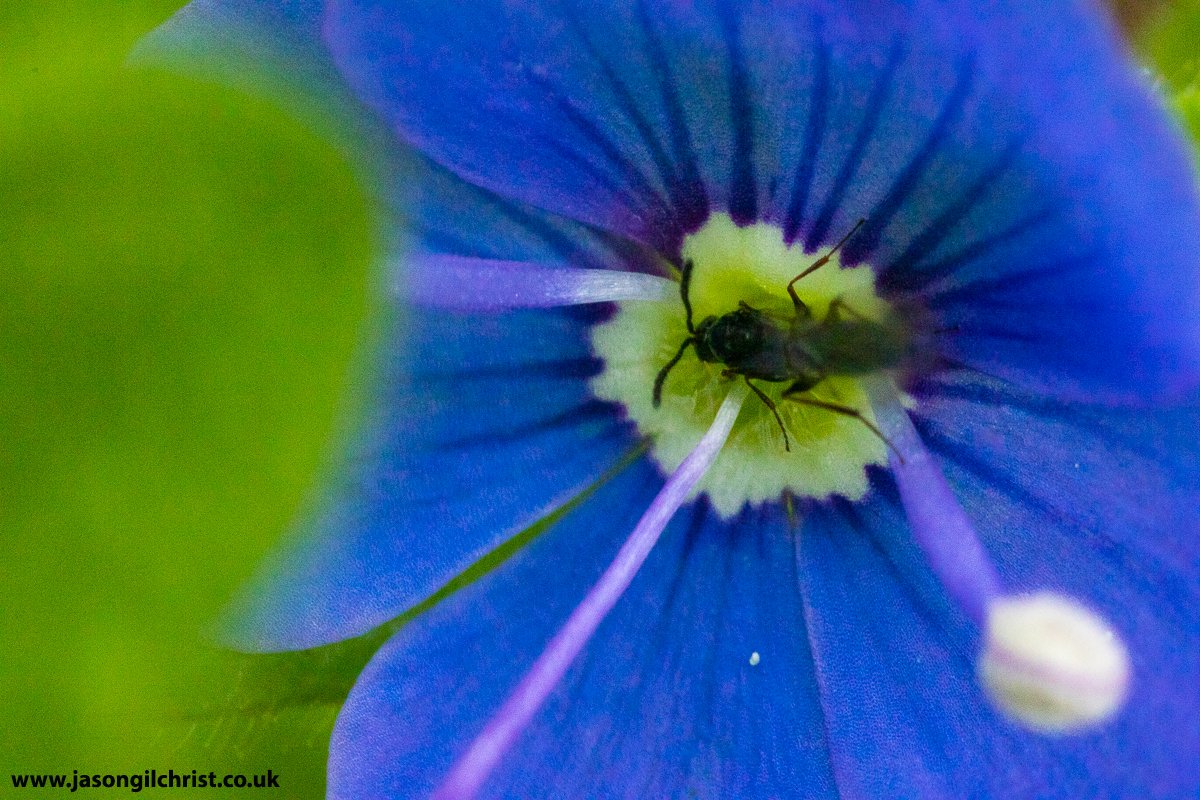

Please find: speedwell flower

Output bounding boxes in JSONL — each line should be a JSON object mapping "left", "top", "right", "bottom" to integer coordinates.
{"left": 141, "top": 1, "right": 1200, "bottom": 798}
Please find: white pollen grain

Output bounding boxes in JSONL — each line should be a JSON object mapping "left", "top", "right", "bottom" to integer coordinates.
{"left": 749, "top": 652, "right": 761, "bottom": 666}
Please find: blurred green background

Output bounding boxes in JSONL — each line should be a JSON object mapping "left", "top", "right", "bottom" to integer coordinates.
{"left": 0, "top": 2, "right": 1197, "bottom": 799}
{"left": 1, "top": 1, "right": 374, "bottom": 796}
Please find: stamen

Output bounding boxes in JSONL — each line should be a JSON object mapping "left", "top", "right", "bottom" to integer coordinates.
{"left": 862, "top": 375, "right": 1001, "bottom": 624}
{"left": 406, "top": 255, "right": 676, "bottom": 310}
{"left": 979, "top": 592, "right": 1130, "bottom": 733}
{"left": 432, "top": 385, "right": 749, "bottom": 800}
{"left": 863, "top": 375, "right": 1131, "bottom": 732}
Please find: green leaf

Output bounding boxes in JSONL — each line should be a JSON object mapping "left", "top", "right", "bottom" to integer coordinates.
{"left": 0, "top": 3, "right": 374, "bottom": 795}
{"left": 1138, "top": 0, "right": 1200, "bottom": 95}
{"left": 164, "top": 441, "right": 646, "bottom": 790}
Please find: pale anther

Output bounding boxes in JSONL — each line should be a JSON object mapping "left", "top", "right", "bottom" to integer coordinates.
{"left": 979, "top": 591, "right": 1130, "bottom": 733}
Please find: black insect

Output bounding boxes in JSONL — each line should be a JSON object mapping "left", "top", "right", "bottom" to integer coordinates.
{"left": 652, "top": 221, "right": 906, "bottom": 453}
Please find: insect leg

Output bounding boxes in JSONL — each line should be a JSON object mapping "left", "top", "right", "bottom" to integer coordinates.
{"left": 783, "top": 490, "right": 799, "bottom": 533}
{"left": 784, "top": 370, "right": 823, "bottom": 395}
{"left": 826, "top": 296, "right": 870, "bottom": 323}
{"left": 787, "top": 218, "right": 866, "bottom": 309}
{"left": 781, "top": 388, "right": 902, "bottom": 462}
{"left": 744, "top": 376, "right": 790, "bottom": 452}
{"left": 680, "top": 258, "right": 696, "bottom": 334}
{"left": 652, "top": 337, "right": 697, "bottom": 407}
{"left": 787, "top": 285, "right": 812, "bottom": 317}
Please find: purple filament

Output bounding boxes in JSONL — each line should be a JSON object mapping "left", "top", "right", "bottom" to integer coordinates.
{"left": 431, "top": 386, "right": 748, "bottom": 800}
{"left": 864, "top": 375, "right": 1002, "bottom": 625}
{"left": 407, "top": 255, "right": 676, "bottom": 310}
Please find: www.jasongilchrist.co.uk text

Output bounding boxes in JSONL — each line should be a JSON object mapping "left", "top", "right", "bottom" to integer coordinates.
{"left": 10, "top": 768, "right": 280, "bottom": 792}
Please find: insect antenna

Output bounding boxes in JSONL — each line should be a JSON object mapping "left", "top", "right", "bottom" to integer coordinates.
{"left": 680, "top": 258, "right": 697, "bottom": 334}
{"left": 652, "top": 337, "right": 696, "bottom": 407}
{"left": 787, "top": 218, "right": 866, "bottom": 306}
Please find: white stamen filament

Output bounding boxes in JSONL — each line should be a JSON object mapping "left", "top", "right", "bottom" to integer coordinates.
{"left": 863, "top": 374, "right": 1131, "bottom": 732}
{"left": 863, "top": 374, "right": 1001, "bottom": 623}
{"left": 432, "top": 385, "right": 748, "bottom": 800}
{"left": 406, "top": 255, "right": 676, "bottom": 310}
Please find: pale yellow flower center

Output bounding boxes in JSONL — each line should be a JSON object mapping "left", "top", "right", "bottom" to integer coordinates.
{"left": 591, "top": 214, "right": 898, "bottom": 518}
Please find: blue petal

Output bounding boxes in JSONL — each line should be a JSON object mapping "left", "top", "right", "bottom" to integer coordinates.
{"left": 141, "top": 2, "right": 668, "bottom": 651}
{"left": 136, "top": 0, "right": 662, "bottom": 270}
{"left": 221, "top": 166, "right": 655, "bottom": 650}
{"left": 331, "top": 458, "right": 840, "bottom": 800}
{"left": 224, "top": 302, "right": 635, "bottom": 650}
{"left": 797, "top": 373, "right": 1200, "bottom": 798}
{"left": 324, "top": 0, "right": 1200, "bottom": 400}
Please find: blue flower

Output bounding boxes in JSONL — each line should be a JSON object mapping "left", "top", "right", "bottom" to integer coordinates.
{"left": 140, "top": 1, "right": 1200, "bottom": 798}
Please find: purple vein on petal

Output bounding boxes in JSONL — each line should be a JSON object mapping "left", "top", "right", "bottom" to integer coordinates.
{"left": 405, "top": 255, "right": 676, "bottom": 311}
{"left": 805, "top": 39, "right": 904, "bottom": 251}
{"left": 783, "top": 19, "right": 830, "bottom": 245}
{"left": 431, "top": 385, "right": 748, "bottom": 800}
{"left": 632, "top": 0, "right": 708, "bottom": 228}
{"left": 558, "top": 2, "right": 687, "bottom": 229}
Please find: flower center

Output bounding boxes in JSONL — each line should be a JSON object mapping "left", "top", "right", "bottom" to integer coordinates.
{"left": 591, "top": 214, "right": 904, "bottom": 517}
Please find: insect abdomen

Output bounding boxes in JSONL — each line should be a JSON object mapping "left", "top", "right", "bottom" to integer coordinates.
{"left": 813, "top": 320, "right": 907, "bottom": 375}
